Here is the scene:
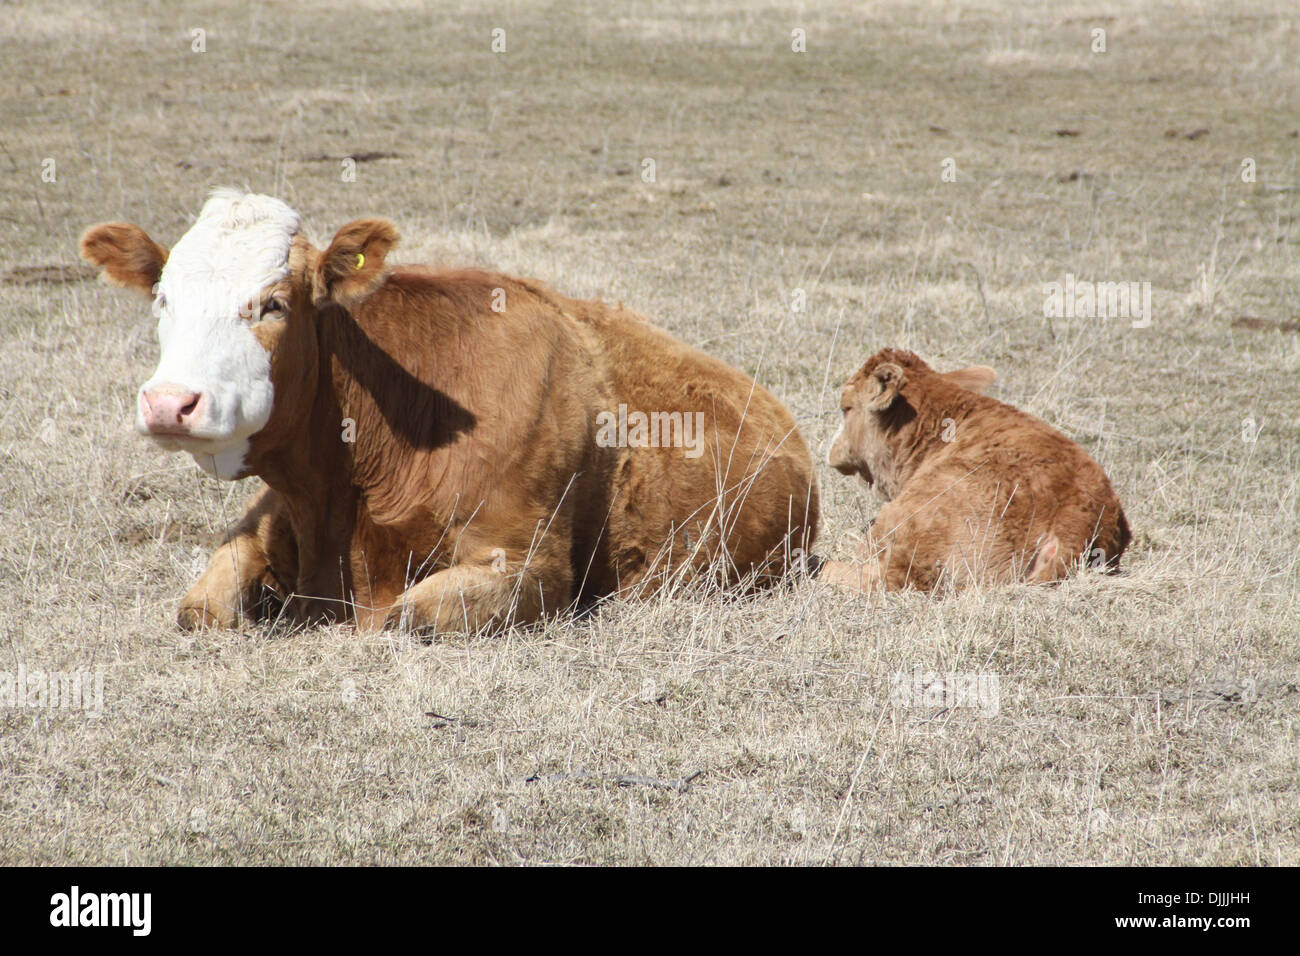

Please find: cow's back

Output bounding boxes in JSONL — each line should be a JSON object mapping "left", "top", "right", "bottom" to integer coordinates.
{"left": 528, "top": 286, "right": 819, "bottom": 596}
{"left": 885, "top": 394, "right": 1128, "bottom": 585}
{"left": 342, "top": 270, "right": 817, "bottom": 610}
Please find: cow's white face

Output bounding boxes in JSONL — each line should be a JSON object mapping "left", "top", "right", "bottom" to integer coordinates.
{"left": 138, "top": 191, "right": 301, "bottom": 479}
{"left": 83, "top": 190, "right": 400, "bottom": 482}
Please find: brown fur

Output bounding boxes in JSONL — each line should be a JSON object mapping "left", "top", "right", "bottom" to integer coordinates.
{"left": 79, "top": 223, "right": 168, "bottom": 294}
{"left": 822, "top": 348, "right": 1129, "bottom": 592}
{"left": 82, "top": 216, "right": 819, "bottom": 633}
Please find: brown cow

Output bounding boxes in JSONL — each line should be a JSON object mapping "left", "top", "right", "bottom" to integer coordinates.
{"left": 821, "top": 348, "right": 1129, "bottom": 592}
{"left": 81, "top": 190, "right": 818, "bottom": 632}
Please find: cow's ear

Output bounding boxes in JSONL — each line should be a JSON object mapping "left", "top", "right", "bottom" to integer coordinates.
{"left": 943, "top": 365, "right": 996, "bottom": 394}
{"left": 865, "top": 362, "right": 906, "bottom": 411}
{"left": 312, "top": 218, "right": 399, "bottom": 308}
{"left": 79, "top": 223, "right": 168, "bottom": 295}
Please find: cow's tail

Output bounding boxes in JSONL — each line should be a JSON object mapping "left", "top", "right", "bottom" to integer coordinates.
{"left": 1111, "top": 508, "right": 1132, "bottom": 572}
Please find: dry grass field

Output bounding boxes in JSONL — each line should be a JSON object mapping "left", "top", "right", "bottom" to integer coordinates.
{"left": 1, "top": 0, "right": 1298, "bottom": 865}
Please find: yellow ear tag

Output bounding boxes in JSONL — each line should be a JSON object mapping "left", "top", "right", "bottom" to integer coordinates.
{"left": 354, "top": 253, "right": 365, "bottom": 270}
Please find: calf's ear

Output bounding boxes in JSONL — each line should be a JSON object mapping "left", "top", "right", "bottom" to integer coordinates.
{"left": 865, "top": 362, "right": 906, "bottom": 410}
{"left": 313, "top": 217, "right": 399, "bottom": 309}
{"left": 943, "top": 365, "right": 996, "bottom": 394}
{"left": 79, "top": 223, "right": 168, "bottom": 295}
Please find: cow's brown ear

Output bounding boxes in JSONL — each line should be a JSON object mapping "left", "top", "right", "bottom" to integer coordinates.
{"left": 313, "top": 218, "right": 399, "bottom": 308}
{"left": 865, "top": 362, "right": 906, "bottom": 411}
{"left": 943, "top": 365, "right": 996, "bottom": 394}
{"left": 79, "top": 223, "right": 168, "bottom": 295}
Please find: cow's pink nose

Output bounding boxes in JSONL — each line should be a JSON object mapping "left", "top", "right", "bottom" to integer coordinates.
{"left": 141, "top": 386, "right": 203, "bottom": 434}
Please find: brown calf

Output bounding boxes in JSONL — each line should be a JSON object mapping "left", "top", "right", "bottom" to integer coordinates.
{"left": 822, "top": 348, "right": 1129, "bottom": 592}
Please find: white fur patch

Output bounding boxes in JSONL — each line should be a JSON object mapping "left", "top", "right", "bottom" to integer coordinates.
{"left": 139, "top": 189, "right": 301, "bottom": 479}
{"left": 827, "top": 420, "right": 844, "bottom": 465}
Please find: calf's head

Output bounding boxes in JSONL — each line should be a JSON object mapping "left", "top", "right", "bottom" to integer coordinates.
{"left": 828, "top": 349, "right": 996, "bottom": 497}
{"left": 81, "top": 190, "right": 398, "bottom": 479}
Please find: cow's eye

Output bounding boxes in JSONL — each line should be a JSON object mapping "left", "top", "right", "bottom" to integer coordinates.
{"left": 262, "top": 297, "right": 287, "bottom": 317}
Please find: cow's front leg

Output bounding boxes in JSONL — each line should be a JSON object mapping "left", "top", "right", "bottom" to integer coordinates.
{"left": 178, "top": 487, "right": 291, "bottom": 629}
{"left": 384, "top": 558, "right": 570, "bottom": 636}
{"left": 818, "top": 556, "right": 883, "bottom": 593}
{"left": 818, "top": 532, "right": 888, "bottom": 593}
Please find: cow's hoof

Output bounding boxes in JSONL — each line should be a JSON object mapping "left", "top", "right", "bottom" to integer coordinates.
{"left": 384, "top": 603, "right": 435, "bottom": 636}
{"left": 177, "top": 602, "right": 235, "bottom": 630}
